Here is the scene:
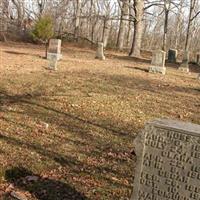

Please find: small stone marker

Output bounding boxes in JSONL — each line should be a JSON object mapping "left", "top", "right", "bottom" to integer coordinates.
{"left": 168, "top": 49, "right": 177, "bottom": 63}
{"left": 196, "top": 53, "right": 200, "bottom": 66}
{"left": 179, "top": 51, "right": 189, "bottom": 72}
{"left": 47, "top": 39, "right": 62, "bottom": 61}
{"left": 95, "top": 42, "right": 105, "bottom": 60}
{"left": 48, "top": 54, "right": 58, "bottom": 70}
{"left": 10, "top": 191, "right": 28, "bottom": 200}
{"left": 149, "top": 50, "right": 166, "bottom": 75}
{"left": 130, "top": 119, "right": 200, "bottom": 200}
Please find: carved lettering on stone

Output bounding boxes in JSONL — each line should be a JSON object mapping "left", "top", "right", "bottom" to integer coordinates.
{"left": 48, "top": 39, "right": 61, "bottom": 54}
{"left": 130, "top": 119, "right": 200, "bottom": 200}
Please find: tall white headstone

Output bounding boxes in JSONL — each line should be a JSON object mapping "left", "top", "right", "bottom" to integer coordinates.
{"left": 95, "top": 42, "right": 105, "bottom": 60}
{"left": 149, "top": 50, "right": 166, "bottom": 75}
{"left": 47, "top": 39, "right": 62, "bottom": 61}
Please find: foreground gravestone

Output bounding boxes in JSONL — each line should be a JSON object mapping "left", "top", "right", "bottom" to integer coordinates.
{"left": 149, "top": 50, "right": 166, "bottom": 75}
{"left": 130, "top": 119, "right": 200, "bottom": 200}
{"left": 95, "top": 42, "right": 105, "bottom": 60}
{"left": 168, "top": 49, "right": 177, "bottom": 63}
{"left": 47, "top": 39, "right": 62, "bottom": 61}
{"left": 179, "top": 51, "right": 189, "bottom": 72}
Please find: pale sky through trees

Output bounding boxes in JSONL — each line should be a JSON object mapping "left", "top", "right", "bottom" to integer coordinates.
{"left": 1, "top": 0, "right": 200, "bottom": 55}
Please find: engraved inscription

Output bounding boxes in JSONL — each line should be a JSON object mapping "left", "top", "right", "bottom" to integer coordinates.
{"left": 48, "top": 39, "right": 61, "bottom": 54}
{"left": 131, "top": 120, "right": 200, "bottom": 200}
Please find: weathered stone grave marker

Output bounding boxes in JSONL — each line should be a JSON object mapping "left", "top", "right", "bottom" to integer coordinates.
{"left": 130, "top": 119, "right": 200, "bottom": 200}
{"left": 168, "top": 49, "right": 177, "bottom": 63}
{"left": 48, "top": 54, "right": 58, "bottom": 71}
{"left": 95, "top": 42, "right": 105, "bottom": 60}
{"left": 149, "top": 50, "right": 166, "bottom": 75}
{"left": 179, "top": 51, "right": 189, "bottom": 72}
{"left": 47, "top": 39, "right": 62, "bottom": 70}
{"left": 196, "top": 53, "right": 200, "bottom": 66}
{"left": 47, "top": 39, "right": 62, "bottom": 61}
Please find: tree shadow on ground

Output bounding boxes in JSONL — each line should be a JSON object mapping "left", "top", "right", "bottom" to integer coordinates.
{"left": 165, "top": 61, "right": 200, "bottom": 73}
{"left": 62, "top": 47, "right": 95, "bottom": 55}
{"left": 189, "top": 64, "right": 200, "bottom": 73}
{"left": 0, "top": 68, "right": 198, "bottom": 199}
{"left": 109, "top": 55, "right": 151, "bottom": 64}
{"left": 0, "top": 131, "right": 134, "bottom": 190}
{"left": 4, "top": 167, "right": 88, "bottom": 200}
{"left": 0, "top": 91, "right": 131, "bottom": 137}
{"left": 4, "top": 50, "right": 44, "bottom": 59}
{"left": 124, "top": 66, "right": 149, "bottom": 72}
{"left": 165, "top": 61, "right": 180, "bottom": 69}
{"left": 0, "top": 89, "right": 135, "bottom": 199}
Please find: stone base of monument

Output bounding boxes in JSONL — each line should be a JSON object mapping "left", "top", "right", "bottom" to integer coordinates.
{"left": 179, "top": 51, "right": 190, "bottom": 72}
{"left": 130, "top": 118, "right": 200, "bottom": 200}
{"left": 47, "top": 53, "right": 62, "bottom": 61}
{"left": 95, "top": 55, "right": 105, "bottom": 60}
{"left": 178, "top": 65, "right": 189, "bottom": 73}
{"left": 48, "top": 60, "right": 58, "bottom": 71}
{"left": 149, "top": 66, "right": 166, "bottom": 75}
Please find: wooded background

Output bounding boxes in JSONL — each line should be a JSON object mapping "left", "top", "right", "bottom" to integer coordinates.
{"left": 0, "top": 0, "right": 200, "bottom": 58}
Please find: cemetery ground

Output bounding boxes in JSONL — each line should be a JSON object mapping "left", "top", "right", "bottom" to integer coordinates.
{"left": 0, "top": 42, "right": 200, "bottom": 200}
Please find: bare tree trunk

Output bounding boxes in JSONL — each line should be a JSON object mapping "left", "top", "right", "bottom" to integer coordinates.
{"left": 74, "top": 0, "right": 81, "bottom": 41}
{"left": 90, "top": 0, "right": 98, "bottom": 43}
{"left": 36, "top": 0, "right": 46, "bottom": 17}
{"left": 162, "top": 2, "right": 170, "bottom": 51}
{"left": 126, "top": 0, "right": 133, "bottom": 47}
{"left": 91, "top": 20, "right": 98, "bottom": 43}
{"left": 45, "top": 40, "right": 49, "bottom": 59}
{"left": 102, "top": 17, "right": 111, "bottom": 48}
{"left": 184, "top": 0, "right": 193, "bottom": 52}
{"left": 117, "top": 0, "right": 129, "bottom": 50}
{"left": 179, "top": 0, "right": 195, "bottom": 71}
{"left": 126, "top": 21, "right": 132, "bottom": 47}
{"left": 0, "top": 0, "right": 9, "bottom": 42}
{"left": 129, "top": 0, "right": 144, "bottom": 57}
{"left": 11, "top": 0, "right": 24, "bottom": 29}
{"left": 174, "top": 0, "right": 184, "bottom": 49}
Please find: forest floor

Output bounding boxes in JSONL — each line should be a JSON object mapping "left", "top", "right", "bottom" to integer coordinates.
{"left": 0, "top": 42, "right": 200, "bottom": 200}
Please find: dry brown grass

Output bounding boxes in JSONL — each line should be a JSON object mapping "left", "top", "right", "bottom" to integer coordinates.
{"left": 0, "top": 42, "right": 200, "bottom": 200}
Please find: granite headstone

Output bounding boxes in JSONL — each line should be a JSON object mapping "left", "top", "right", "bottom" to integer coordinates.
{"left": 48, "top": 54, "right": 58, "bottom": 70}
{"left": 197, "top": 53, "right": 200, "bottom": 66}
{"left": 168, "top": 49, "right": 177, "bottom": 63}
{"left": 47, "top": 39, "right": 62, "bottom": 61}
{"left": 131, "top": 119, "right": 200, "bottom": 200}
{"left": 149, "top": 50, "right": 166, "bottom": 75}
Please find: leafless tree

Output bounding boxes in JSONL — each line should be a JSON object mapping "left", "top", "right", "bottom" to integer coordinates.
{"left": 0, "top": 0, "right": 199, "bottom": 59}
